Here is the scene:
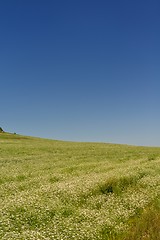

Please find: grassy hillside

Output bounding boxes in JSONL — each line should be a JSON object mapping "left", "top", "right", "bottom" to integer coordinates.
{"left": 0, "top": 133, "right": 160, "bottom": 240}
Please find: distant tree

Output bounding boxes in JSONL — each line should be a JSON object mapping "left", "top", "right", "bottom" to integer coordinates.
{"left": 0, "top": 127, "right": 4, "bottom": 132}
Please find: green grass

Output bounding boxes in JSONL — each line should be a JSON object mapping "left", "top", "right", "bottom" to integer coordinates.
{"left": 0, "top": 132, "right": 160, "bottom": 239}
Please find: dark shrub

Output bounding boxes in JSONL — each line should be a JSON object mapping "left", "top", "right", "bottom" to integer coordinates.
{"left": 0, "top": 127, "right": 4, "bottom": 132}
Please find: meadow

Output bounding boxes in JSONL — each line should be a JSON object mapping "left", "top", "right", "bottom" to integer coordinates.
{"left": 0, "top": 133, "right": 160, "bottom": 240}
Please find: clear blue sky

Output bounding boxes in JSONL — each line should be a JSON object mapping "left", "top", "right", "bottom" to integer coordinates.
{"left": 1, "top": 0, "right": 160, "bottom": 146}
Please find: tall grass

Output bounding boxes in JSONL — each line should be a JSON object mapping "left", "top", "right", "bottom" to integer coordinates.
{"left": 0, "top": 133, "right": 160, "bottom": 239}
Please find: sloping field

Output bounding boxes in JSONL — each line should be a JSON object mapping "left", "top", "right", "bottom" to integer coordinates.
{"left": 0, "top": 133, "right": 160, "bottom": 240}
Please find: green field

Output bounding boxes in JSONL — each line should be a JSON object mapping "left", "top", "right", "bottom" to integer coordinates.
{"left": 0, "top": 133, "right": 160, "bottom": 240}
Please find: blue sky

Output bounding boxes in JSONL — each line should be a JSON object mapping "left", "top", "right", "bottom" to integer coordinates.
{"left": 1, "top": 0, "right": 160, "bottom": 146}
